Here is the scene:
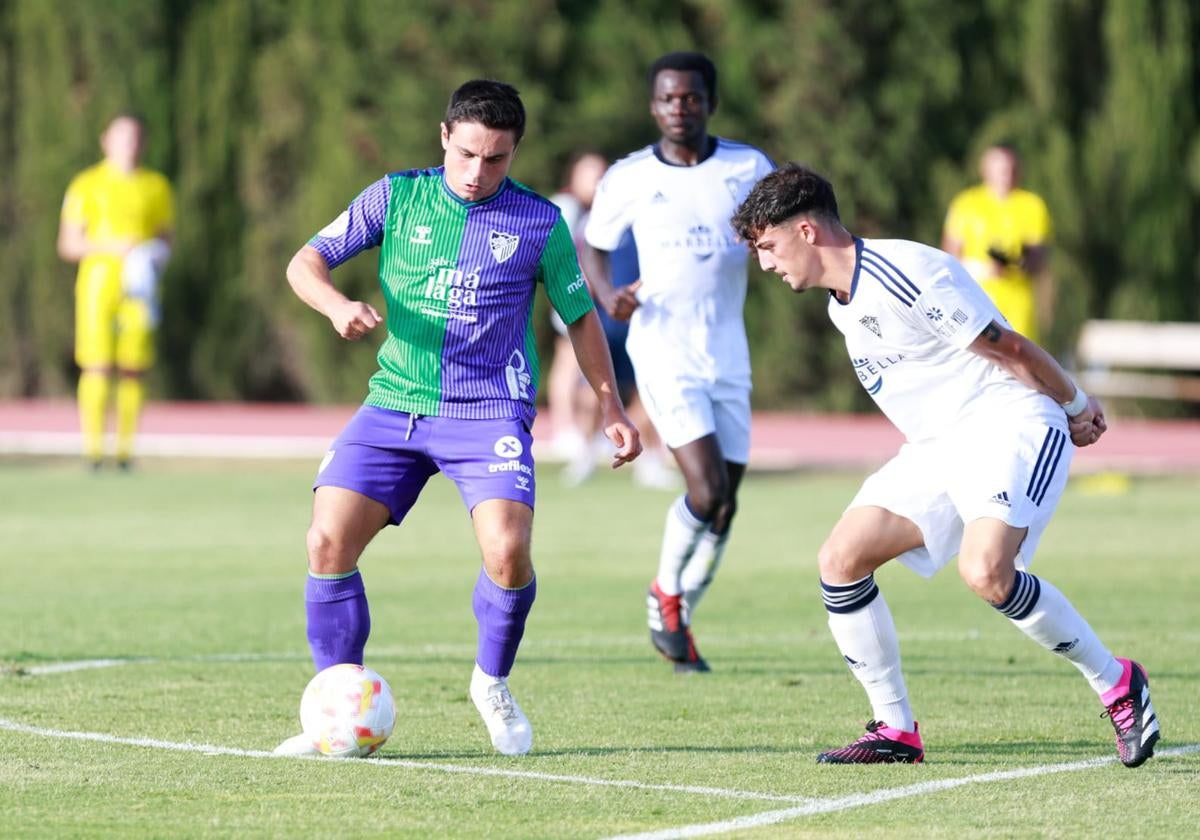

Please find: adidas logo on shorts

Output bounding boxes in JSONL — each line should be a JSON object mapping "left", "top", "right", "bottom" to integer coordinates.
{"left": 989, "top": 491, "right": 1012, "bottom": 507}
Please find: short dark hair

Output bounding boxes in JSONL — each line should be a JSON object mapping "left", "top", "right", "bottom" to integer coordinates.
{"left": 445, "top": 79, "right": 526, "bottom": 142}
{"left": 731, "top": 163, "right": 841, "bottom": 242}
{"left": 648, "top": 52, "right": 717, "bottom": 102}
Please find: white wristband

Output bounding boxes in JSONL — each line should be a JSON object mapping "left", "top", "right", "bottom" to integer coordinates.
{"left": 1062, "top": 387, "right": 1088, "bottom": 417}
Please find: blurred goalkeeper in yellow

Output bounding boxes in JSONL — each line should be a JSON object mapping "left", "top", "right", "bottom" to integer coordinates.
{"left": 57, "top": 113, "right": 174, "bottom": 470}
{"left": 942, "top": 144, "right": 1052, "bottom": 342}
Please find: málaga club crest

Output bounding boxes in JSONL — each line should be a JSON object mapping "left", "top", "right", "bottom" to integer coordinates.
{"left": 489, "top": 230, "right": 519, "bottom": 263}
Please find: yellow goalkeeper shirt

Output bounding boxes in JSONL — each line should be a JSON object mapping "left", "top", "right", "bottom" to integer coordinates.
{"left": 61, "top": 159, "right": 175, "bottom": 292}
{"left": 943, "top": 185, "right": 1050, "bottom": 339}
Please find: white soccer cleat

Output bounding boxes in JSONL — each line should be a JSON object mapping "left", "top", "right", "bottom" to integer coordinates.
{"left": 469, "top": 664, "right": 533, "bottom": 756}
{"left": 273, "top": 733, "right": 321, "bottom": 757}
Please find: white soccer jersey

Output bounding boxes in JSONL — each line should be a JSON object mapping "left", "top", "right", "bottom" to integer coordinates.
{"left": 585, "top": 139, "right": 775, "bottom": 382}
{"left": 829, "top": 238, "right": 1062, "bottom": 442}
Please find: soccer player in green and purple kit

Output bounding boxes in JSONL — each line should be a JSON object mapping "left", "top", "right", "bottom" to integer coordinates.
{"left": 274, "top": 80, "right": 641, "bottom": 757}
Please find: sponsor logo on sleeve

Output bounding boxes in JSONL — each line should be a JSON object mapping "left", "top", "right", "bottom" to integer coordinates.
{"left": 565, "top": 273, "right": 586, "bottom": 295}
{"left": 318, "top": 449, "right": 335, "bottom": 474}
{"left": 928, "top": 305, "right": 970, "bottom": 339}
{"left": 317, "top": 211, "right": 350, "bottom": 239}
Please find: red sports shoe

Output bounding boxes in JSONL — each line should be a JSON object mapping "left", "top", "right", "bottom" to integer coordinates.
{"left": 646, "top": 581, "right": 709, "bottom": 673}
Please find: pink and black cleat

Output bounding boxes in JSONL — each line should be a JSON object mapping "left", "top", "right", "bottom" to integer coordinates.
{"left": 817, "top": 719, "right": 924, "bottom": 764}
{"left": 1101, "top": 658, "right": 1159, "bottom": 768}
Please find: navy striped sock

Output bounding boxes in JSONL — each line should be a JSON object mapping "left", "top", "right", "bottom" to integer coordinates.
{"left": 821, "top": 574, "right": 880, "bottom": 614}
{"left": 995, "top": 571, "right": 1041, "bottom": 620}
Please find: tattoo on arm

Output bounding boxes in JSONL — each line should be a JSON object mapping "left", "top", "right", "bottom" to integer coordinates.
{"left": 982, "top": 321, "right": 1002, "bottom": 343}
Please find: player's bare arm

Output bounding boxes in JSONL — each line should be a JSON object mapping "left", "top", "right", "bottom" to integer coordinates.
{"left": 939, "top": 232, "right": 963, "bottom": 260}
{"left": 967, "top": 319, "right": 1106, "bottom": 447}
{"left": 580, "top": 243, "right": 641, "bottom": 321}
{"left": 565, "top": 309, "right": 642, "bottom": 466}
{"left": 286, "top": 244, "right": 381, "bottom": 341}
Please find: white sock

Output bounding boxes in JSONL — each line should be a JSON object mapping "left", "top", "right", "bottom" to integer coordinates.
{"left": 823, "top": 575, "right": 915, "bottom": 732}
{"left": 655, "top": 496, "right": 707, "bottom": 596}
{"left": 997, "top": 571, "right": 1124, "bottom": 697}
{"left": 681, "top": 529, "right": 729, "bottom": 620}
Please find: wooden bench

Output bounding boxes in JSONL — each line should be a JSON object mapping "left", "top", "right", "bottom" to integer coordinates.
{"left": 1074, "top": 319, "right": 1200, "bottom": 402}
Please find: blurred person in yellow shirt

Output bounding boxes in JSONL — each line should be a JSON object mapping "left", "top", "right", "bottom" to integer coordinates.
{"left": 942, "top": 144, "right": 1052, "bottom": 342}
{"left": 57, "top": 113, "right": 174, "bottom": 470}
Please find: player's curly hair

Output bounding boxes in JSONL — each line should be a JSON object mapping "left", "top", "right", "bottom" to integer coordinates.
{"left": 731, "top": 163, "right": 841, "bottom": 242}
{"left": 648, "top": 52, "right": 717, "bottom": 103}
{"left": 445, "top": 79, "right": 526, "bottom": 142}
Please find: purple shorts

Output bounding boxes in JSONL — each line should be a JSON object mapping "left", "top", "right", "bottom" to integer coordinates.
{"left": 313, "top": 406, "right": 536, "bottom": 524}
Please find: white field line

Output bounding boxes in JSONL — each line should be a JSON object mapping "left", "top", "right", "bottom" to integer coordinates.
{"left": 1, "top": 718, "right": 1195, "bottom": 833}
{"left": 21, "top": 658, "right": 147, "bottom": 674}
{"left": 19, "top": 655, "right": 303, "bottom": 675}
{"left": 12, "top": 629, "right": 1077, "bottom": 676}
{"left": 602, "top": 744, "right": 1200, "bottom": 840}
{"left": 0, "top": 718, "right": 812, "bottom": 804}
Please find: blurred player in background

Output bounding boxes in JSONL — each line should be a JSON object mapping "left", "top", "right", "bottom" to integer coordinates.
{"left": 584, "top": 52, "right": 775, "bottom": 672}
{"left": 275, "top": 80, "right": 640, "bottom": 758}
{"left": 733, "top": 163, "right": 1158, "bottom": 768}
{"left": 57, "top": 113, "right": 174, "bottom": 470}
{"left": 546, "top": 152, "right": 608, "bottom": 467}
{"left": 549, "top": 153, "right": 676, "bottom": 489}
{"left": 942, "top": 144, "right": 1053, "bottom": 342}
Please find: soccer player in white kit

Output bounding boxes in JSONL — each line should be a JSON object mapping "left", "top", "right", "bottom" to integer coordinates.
{"left": 731, "top": 163, "right": 1159, "bottom": 767}
{"left": 583, "top": 53, "right": 775, "bottom": 672}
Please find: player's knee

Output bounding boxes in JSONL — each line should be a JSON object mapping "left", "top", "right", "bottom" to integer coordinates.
{"left": 481, "top": 543, "right": 533, "bottom": 588}
{"left": 686, "top": 479, "right": 730, "bottom": 522}
{"left": 957, "top": 554, "right": 1015, "bottom": 604}
{"left": 710, "top": 496, "right": 738, "bottom": 533}
{"left": 480, "top": 530, "right": 532, "bottom": 583}
{"left": 817, "top": 537, "right": 869, "bottom": 583}
{"left": 305, "top": 523, "right": 357, "bottom": 575}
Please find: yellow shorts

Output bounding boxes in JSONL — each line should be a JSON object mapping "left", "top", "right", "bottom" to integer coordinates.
{"left": 978, "top": 276, "right": 1037, "bottom": 342}
{"left": 75, "top": 271, "right": 155, "bottom": 371}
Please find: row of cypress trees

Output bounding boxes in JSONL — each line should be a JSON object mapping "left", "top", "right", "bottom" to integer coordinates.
{"left": 0, "top": 0, "right": 1195, "bottom": 411}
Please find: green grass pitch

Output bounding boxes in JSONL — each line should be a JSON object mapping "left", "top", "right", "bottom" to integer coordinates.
{"left": 1, "top": 458, "right": 1197, "bottom": 838}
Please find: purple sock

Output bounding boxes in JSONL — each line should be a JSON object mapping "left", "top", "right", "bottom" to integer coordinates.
{"left": 472, "top": 568, "right": 536, "bottom": 678}
{"left": 305, "top": 570, "right": 371, "bottom": 671}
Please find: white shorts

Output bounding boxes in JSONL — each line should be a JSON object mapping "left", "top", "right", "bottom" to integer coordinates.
{"left": 848, "top": 418, "right": 1073, "bottom": 577}
{"left": 636, "top": 374, "right": 751, "bottom": 463}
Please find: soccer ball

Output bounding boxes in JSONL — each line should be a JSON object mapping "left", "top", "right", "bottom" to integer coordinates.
{"left": 299, "top": 663, "right": 396, "bottom": 757}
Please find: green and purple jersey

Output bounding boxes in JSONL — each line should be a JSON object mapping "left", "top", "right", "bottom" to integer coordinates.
{"left": 309, "top": 168, "right": 593, "bottom": 424}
